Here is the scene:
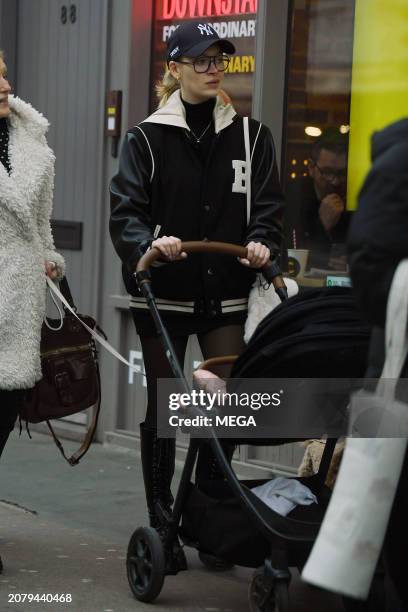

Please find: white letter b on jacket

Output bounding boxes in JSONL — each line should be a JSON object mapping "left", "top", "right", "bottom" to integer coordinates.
{"left": 232, "top": 160, "right": 248, "bottom": 194}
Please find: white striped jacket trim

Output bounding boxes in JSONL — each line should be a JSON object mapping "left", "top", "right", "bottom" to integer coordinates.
{"left": 129, "top": 296, "right": 248, "bottom": 313}
{"left": 134, "top": 125, "right": 155, "bottom": 182}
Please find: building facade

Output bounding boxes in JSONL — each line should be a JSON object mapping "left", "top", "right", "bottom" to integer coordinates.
{"left": 1, "top": 0, "right": 407, "bottom": 475}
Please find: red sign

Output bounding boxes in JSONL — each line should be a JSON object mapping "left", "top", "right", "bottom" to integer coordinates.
{"left": 150, "top": 0, "right": 258, "bottom": 115}
{"left": 159, "top": 0, "right": 258, "bottom": 20}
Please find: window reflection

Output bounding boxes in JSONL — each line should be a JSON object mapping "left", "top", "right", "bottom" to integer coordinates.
{"left": 283, "top": 0, "right": 355, "bottom": 276}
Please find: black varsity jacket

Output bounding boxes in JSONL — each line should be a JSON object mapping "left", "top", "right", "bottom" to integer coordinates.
{"left": 109, "top": 90, "right": 284, "bottom": 315}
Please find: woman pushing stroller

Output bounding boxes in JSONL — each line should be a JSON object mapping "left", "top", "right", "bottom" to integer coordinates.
{"left": 109, "top": 21, "right": 284, "bottom": 569}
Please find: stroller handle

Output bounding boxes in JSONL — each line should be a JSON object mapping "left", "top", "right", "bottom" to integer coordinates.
{"left": 135, "top": 241, "right": 288, "bottom": 301}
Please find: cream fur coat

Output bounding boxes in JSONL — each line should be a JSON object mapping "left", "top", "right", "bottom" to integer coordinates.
{"left": 0, "top": 96, "right": 65, "bottom": 390}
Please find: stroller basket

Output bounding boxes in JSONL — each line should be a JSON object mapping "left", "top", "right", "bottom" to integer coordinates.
{"left": 181, "top": 474, "right": 331, "bottom": 569}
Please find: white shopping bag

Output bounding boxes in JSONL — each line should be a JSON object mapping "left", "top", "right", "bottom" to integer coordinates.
{"left": 302, "top": 259, "right": 408, "bottom": 600}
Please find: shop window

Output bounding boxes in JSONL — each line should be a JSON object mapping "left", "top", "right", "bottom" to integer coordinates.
{"left": 283, "top": 0, "right": 355, "bottom": 276}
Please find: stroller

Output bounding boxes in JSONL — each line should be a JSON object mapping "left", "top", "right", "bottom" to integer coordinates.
{"left": 127, "top": 242, "right": 371, "bottom": 611}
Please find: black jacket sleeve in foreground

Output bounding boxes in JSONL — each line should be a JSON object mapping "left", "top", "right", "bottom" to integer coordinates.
{"left": 109, "top": 130, "right": 154, "bottom": 272}
{"left": 348, "top": 141, "right": 408, "bottom": 327}
{"left": 244, "top": 124, "right": 285, "bottom": 258}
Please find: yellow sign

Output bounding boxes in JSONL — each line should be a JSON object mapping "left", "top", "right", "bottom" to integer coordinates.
{"left": 225, "top": 55, "right": 255, "bottom": 73}
{"left": 347, "top": 0, "right": 408, "bottom": 209}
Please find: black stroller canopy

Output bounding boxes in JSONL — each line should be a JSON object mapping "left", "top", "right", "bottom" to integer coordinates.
{"left": 228, "top": 287, "right": 372, "bottom": 439}
{"left": 232, "top": 286, "right": 371, "bottom": 380}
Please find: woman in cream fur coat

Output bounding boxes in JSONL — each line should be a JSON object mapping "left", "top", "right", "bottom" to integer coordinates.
{"left": 0, "top": 52, "right": 64, "bottom": 468}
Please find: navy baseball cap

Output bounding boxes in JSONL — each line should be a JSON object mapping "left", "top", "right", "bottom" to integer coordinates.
{"left": 167, "top": 21, "right": 235, "bottom": 62}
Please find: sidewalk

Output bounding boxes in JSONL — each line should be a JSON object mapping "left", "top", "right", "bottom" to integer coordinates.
{"left": 0, "top": 431, "right": 345, "bottom": 612}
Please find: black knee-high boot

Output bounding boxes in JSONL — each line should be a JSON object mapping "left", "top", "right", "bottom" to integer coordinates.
{"left": 139, "top": 422, "right": 175, "bottom": 529}
{"left": 139, "top": 422, "right": 187, "bottom": 573}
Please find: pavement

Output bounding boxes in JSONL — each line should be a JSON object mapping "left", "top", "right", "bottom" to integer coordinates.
{"left": 0, "top": 430, "right": 346, "bottom": 612}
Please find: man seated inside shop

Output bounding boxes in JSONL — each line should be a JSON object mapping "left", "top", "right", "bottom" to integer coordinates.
{"left": 285, "top": 128, "right": 352, "bottom": 271}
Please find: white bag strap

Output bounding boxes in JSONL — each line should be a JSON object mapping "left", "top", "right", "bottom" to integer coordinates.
{"left": 44, "top": 285, "right": 64, "bottom": 331}
{"left": 46, "top": 277, "right": 145, "bottom": 376}
{"left": 243, "top": 118, "right": 262, "bottom": 226}
{"left": 377, "top": 258, "right": 408, "bottom": 397}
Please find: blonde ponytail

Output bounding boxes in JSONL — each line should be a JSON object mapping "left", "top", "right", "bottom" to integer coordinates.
{"left": 156, "top": 69, "right": 180, "bottom": 108}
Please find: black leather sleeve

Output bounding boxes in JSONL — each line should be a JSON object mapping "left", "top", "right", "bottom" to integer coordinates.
{"left": 109, "top": 129, "right": 154, "bottom": 272}
{"left": 244, "top": 124, "right": 285, "bottom": 257}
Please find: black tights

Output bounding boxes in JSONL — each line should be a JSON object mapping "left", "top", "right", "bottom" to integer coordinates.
{"left": 0, "top": 390, "right": 24, "bottom": 458}
{"left": 140, "top": 324, "right": 245, "bottom": 429}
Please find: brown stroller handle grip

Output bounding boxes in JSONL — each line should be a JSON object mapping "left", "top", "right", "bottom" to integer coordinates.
{"left": 136, "top": 240, "right": 247, "bottom": 272}
{"left": 135, "top": 240, "right": 288, "bottom": 301}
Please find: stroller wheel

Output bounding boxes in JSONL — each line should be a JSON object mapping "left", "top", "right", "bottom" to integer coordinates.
{"left": 127, "top": 527, "right": 165, "bottom": 602}
{"left": 198, "top": 551, "right": 234, "bottom": 572}
{"left": 249, "top": 568, "right": 289, "bottom": 612}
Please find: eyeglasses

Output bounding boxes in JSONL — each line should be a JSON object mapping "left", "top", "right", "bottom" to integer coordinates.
{"left": 177, "top": 54, "right": 230, "bottom": 74}
{"left": 313, "top": 161, "right": 347, "bottom": 182}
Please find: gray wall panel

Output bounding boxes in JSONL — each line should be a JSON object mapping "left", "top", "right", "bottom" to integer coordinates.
{"left": 45, "top": 1, "right": 59, "bottom": 145}
{"left": 54, "top": 1, "right": 70, "bottom": 223}
{"left": 96, "top": 0, "right": 133, "bottom": 438}
{"left": 72, "top": 0, "right": 92, "bottom": 283}
{"left": 37, "top": 0, "right": 50, "bottom": 114}
{"left": 80, "top": 0, "right": 108, "bottom": 314}
{"left": 0, "top": 0, "right": 18, "bottom": 82}
{"left": 16, "top": 0, "right": 108, "bottom": 316}
{"left": 16, "top": 1, "right": 34, "bottom": 102}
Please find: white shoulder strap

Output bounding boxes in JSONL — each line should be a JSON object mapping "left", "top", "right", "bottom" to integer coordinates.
{"left": 243, "top": 117, "right": 251, "bottom": 225}
{"left": 46, "top": 277, "right": 145, "bottom": 377}
{"left": 243, "top": 118, "right": 262, "bottom": 226}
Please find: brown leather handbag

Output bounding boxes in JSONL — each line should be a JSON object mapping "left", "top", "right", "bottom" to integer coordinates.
{"left": 19, "top": 277, "right": 105, "bottom": 466}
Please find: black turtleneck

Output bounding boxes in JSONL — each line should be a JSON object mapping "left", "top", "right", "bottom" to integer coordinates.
{"left": 0, "top": 118, "right": 11, "bottom": 174}
{"left": 182, "top": 97, "right": 216, "bottom": 163}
